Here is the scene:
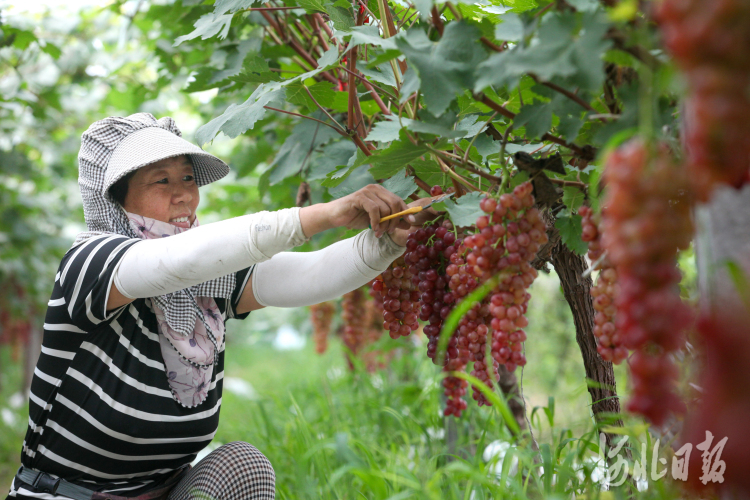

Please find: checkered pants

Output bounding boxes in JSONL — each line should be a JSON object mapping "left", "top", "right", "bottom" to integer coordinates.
{"left": 167, "top": 442, "right": 275, "bottom": 500}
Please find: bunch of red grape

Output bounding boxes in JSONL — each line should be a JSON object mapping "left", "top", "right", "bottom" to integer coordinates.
{"left": 655, "top": 0, "right": 750, "bottom": 200}
{"left": 374, "top": 256, "right": 420, "bottom": 339}
{"left": 310, "top": 302, "right": 336, "bottom": 354}
{"left": 376, "top": 218, "right": 469, "bottom": 415}
{"left": 579, "top": 206, "right": 627, "bottom": 364}
{"left": 341, "top": 288, "right": 369, "bottom": 367}
{"left": 600, "top": 139, "right": 694, "bottom": 426}
{"left": 447, "top": 182, "right": 544, "bottom": 406}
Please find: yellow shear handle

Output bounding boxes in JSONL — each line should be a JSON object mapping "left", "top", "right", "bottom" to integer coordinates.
{"left": 379, "top": 206, "right": 424, "bottom": 223}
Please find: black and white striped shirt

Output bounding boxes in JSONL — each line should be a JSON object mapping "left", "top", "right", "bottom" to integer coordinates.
{"left": 7, "top": 234, "right": 252, "bottom": 499}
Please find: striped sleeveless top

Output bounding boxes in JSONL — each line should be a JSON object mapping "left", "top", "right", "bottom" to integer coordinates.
{"left": 7, "top": 234, "right": 252, "bottom": 499}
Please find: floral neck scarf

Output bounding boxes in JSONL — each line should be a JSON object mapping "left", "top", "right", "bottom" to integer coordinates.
{"left": 126, "top": 212, "right": 224, "bottom": 408}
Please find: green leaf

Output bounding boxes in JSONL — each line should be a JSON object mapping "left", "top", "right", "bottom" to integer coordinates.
{"left": 514, "top": 102, "right": 552, "bottom": 139}
{"left": 494, "top": 13, "right": 524, "bottom": 42}
{"left": 555, "top": 215, "right": 587, "bottom": 255}
{"left": 174, "top": 14, "right": 234, "bottom": 45}
{"left": 396, "top": 22, "right": 488, "bottom": 116}
{"left": 297, "top": 0, "right": 329, "bottom": 13}
{"left": 328, "top": 164, "right": 377, "bottom": 198}
{"left": 334, "top": 25, "right": 397, "bottom": 51}
{"left": 195, "top": 86, "right": 284, "bottom": 146}
{"left": 41, "top": 43, "right": 62, "bottom": 59}
{"left": 509, "top": 170, "right": 530, "bottom": 189}
{"left": 214, "top": 0, "right": 260, "bottom": 15}
{"left": 307, "top": 81, "right": 336, "bottom": 108}
{"left": 362, "top": 140, "right": 430, "bottom": 178}
{"left": 472, "top": 133, "right": 500, "bottom": 163}
{"left": 316, "top": 46, "right": 340, "bottom": 67}
{"left": 399, "top": 68, "right": 420, "bottom": 104}
{"left": 409, "top": 159, "right": 443, "bottom": 188}
{"left": 455, "top": 114, "right": 489, "bottom": 139}
{"left": 381, "top": 172, "right": 418, "bottom": 199}
{"left": 230, "top": 70, "right": 281, "bottom": 85}
{"left": 557, "top": 114, "right": 584, "bottom": 143}
{"left": 440, "top": 191, "right": 483, "bottom": 227}
{"left": 322, "top": 148, "right": 367, "bottom": 187}
{"left": 562, "top": 185, "right": 585, "bottom": 211}
{"left": 285, "top": 83, "right": 314, "bottom": 109}
{"left": 308, "top": 141, "right": 357, "bottom": 181}
{"left": 326, "top": 6, "right": 355, "bottom": 31}
{"left": 365, "top": 117, "right": 403, "bottom": 142}
{"left": 358, "top": 63, "right": 398, "bottom": 87}
{"left": 270, "top": 115, "right": 341, "bottom": 184}
{"left": 566, "top": 0, "right": 600, "bottom": 12}
{"left": 476, "top": 11, "right": 611, "bottom": 92}
{"left": 7, "top": 28, "right": 37, "bottom": 50}
{"left": 366, "top": 49, "right": 402, "bottom": 67}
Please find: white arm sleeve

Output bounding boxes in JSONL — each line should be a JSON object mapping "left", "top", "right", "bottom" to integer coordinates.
{"left": 251, "top": 229, "right": 405, "bottom": 307}
{"left": 114, "top": 207, "right": 309, "bottom": 299}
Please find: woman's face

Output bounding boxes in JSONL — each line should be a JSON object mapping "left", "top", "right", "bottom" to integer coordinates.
{"left": 122, "top": 155, "right": 199, "bottom": 229}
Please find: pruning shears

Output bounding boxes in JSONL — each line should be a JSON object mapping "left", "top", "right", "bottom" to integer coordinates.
{"left": 378, "top": 192, "right": 455, "bottom": 223}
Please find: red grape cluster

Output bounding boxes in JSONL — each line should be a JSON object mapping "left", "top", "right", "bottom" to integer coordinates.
{"left": 406, "top": 219, "right": 469, "bottom": 416}
{"left": 341, "top": 288, "right": 369, "bottom": 368}
{"left": 374, "top": 257, "right": 420, "bottom": 339}
{"left": 601, "top": 139, "right": 694, "bottom": 426}
{"left": 448, "top": 182, "right": 544, "bottom": 406}
{"left": 579, "top": 206, "right": 627, "bottom": 364}
{"left": 656, "top": 0, "right": 750, "bottom": 200}
{"left": 310, "top": 302, "right": 336, "bottom": 354}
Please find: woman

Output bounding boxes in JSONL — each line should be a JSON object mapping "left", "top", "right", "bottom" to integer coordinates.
{"left": 8, "top": 113, "right": 436, "bottom": 500}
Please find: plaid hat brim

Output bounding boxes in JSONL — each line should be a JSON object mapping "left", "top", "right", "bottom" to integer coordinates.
{"left": 104, "top": 127, "right": 229, "bottom": 192}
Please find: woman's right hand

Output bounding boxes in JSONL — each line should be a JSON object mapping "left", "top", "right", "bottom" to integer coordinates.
{"left": 299, "top": 184, "right": 410, "bottom": 238}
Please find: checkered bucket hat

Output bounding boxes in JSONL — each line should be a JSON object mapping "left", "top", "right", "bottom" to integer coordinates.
{"left": 73, "top": 112, "right": 235, "bottom": 338}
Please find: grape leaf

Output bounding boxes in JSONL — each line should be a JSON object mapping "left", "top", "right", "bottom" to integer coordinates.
{"left": 381, "top": 172, "right": 418, "bottom": 199}
{"left": 439, "top": 191, "right": 484, "bottom": 227}
{"left": 396, "top": 22, "right": 488, "bottom": 116}
{"left": 329, "top": 164, "right": 377, "bottom": 198}
{"left": 455, "top": 114, "right": 489, "bottom": 139}
{"left": 214, "top": 0, "right": 260, "bottom": 15}
{"left": 358, "top": 63, "right": 398, "bottom": 87}
{"left": 195, "top": 86, "right": 285, "bottom": 146}
{"left": 326, "top": 6, "right": 354, "bottom": 31}
{"left": 513, "top": 102, "right": 552, "bottom": 139}
{"left": 472, "top": 133, "right": 500, "bottom": 163}
{"left": 269, "top": 115, "right": 341, "bottom": 185}
{"left": 494, "top": 13, "right": 524, "bottom": 41}
{"left": 334, "top": 25, "right": 397, "bottom": 51}
{"left": 565, "top": 0, "right": 600, "bottom": 13}
{"left": 562, "top": 185, "right": 585, "bottom": 211}
{"left": 297, "top": 0, "right": 329, "bottom": 13}
{"left": 409, "top": 159, "right": 443, "bottom": 188}
{"left": 365, "top": 116, "right": 403, "bottom": 142}
{"left": 174, "top": 14, "right": 234, "bottom": 45}
{"left": 321, "top": 148, "right": 362, "bottom": 187}
{"left": 358, "top": 140, "right": 429, "bottom": 178}
{"left": 555, "top": 215, "right": 587, "bottom": 255}
{"left": 307, "top": 141, "right": 357, "bottom": 181}
{"left": 476, "top": 11, "right": 611, "bottom": 92}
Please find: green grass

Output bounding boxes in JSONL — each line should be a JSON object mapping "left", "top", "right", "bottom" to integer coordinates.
{"left": 0, "top": 273, "right": 686, "bottom": 498}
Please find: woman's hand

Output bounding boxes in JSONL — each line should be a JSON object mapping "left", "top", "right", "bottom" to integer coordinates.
{"left": 299, "top": 184, "right": 439, "bottom": 243}
{"left": 327, "top": 184, "right": 409, "bottom": 236}
{"left": 388, "top": 198, "right": 440, "bottom": 246}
